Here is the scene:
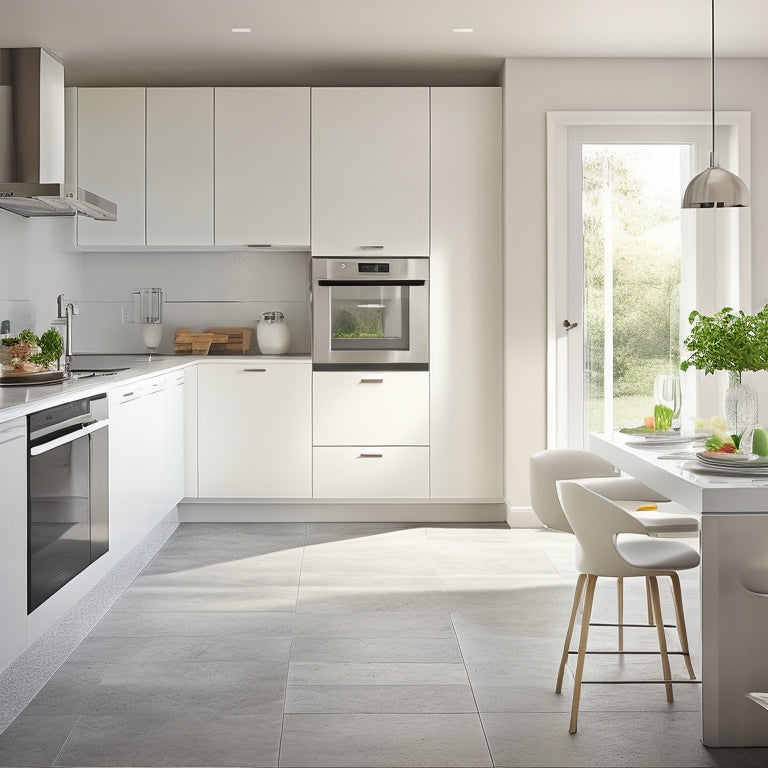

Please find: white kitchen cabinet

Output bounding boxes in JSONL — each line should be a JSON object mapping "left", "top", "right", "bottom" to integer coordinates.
{"left": 146, "top": 88, "right": 214, "bottom": 246}
{"left": 429, "top": 87, "right": 503, "bottom": 499}
{"left": 107, "top": 384, "right": 143, "bottom": 564}
{"left": 165, "top": 370, "right": 186, "bottom": 510}
{"left": 215, "top": 88, "right": 310, "bottom": 248}
{"left": 76, "top": 87, "right": 146, "bottom": 246}
{"left": 313, "top": 446, "right": 429, "bottom": 498}
{"left": 0, "top": 419, "right": 28, "bottom": 673}
{"left": 140, "top": 375, "right": 168, "bottom": 530}
{"left": 197, "top": 361, "right": 312, "bottom": 497}
{"left": 313, "top": 371, "right": 429, "bottom": 446}
{"left": 311, "top": 87, "right": 430, "bottom": 257}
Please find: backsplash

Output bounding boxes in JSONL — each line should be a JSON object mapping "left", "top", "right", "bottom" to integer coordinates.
{"left": 77, "top": 250, "right": 311, "bottom": 355}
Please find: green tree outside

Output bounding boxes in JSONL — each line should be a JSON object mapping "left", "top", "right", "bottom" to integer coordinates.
{"left": 582, "top": 145, "right": 682, "bottom": 431}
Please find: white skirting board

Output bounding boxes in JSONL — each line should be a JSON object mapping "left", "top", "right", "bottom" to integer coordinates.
{"left": 178, "top": 499, "right": 507, "bottom": 523}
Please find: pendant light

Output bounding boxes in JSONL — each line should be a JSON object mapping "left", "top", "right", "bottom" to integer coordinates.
{"left": 682, "top": 0, "right": 750, "bottom": 208}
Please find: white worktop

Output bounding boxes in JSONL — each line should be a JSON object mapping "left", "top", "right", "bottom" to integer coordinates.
{"left": 0, "top": 354, "right": 311, "bottom": 423}
{"left": 591, "top": 430, "right": 768, "bottom": 514}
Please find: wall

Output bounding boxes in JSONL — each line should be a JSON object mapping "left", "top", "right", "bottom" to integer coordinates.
{"left": 0, "top": 212, "right": 83, "bottom": 337}
{"left": 77, "top": 250, "right": 310, "bottom": 354}
{"left": 0, "top": 206, "right": 310, "bottom": 355}
{"left": 502, "top": 57, "right": 768, "bottom": 512}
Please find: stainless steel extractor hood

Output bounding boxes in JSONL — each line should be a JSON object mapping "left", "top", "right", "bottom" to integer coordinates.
{"left": 0, "top": 48, "right": 117, "bottom": 220}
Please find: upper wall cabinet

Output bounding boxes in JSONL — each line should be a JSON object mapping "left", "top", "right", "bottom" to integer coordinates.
{"left": 146, "top": 88, "right": 214, "bottom": 247}
{"left": 76, "top": 88, "right": 146, "bottom": 247}
{"left": 311, "top": 87, "right": 430, "bottom": 257}
{"left": 215, "top": 88, "right": 310, "bottom": 248}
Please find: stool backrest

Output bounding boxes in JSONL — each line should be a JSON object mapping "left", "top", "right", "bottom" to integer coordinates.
{"left": 529, "top": 449, "right": 619, "bottom": 533}
{"left": 558, "top": 478, "right": 649, "bottom": 576}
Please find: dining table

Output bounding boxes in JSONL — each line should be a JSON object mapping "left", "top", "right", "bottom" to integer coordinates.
{"left": 590, "top": 430, "right": 768, "bottom": 748}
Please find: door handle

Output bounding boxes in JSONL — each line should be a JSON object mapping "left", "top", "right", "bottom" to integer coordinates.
{"left": 563, "top": 320, "right": 579, "bottom": 331}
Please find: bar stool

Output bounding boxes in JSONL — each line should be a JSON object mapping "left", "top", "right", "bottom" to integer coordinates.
{"left": 529, "top": 449, "right": 699, "bottom": 645}
{"left": 556, "top": 478, "right": 700, "bottom": 733}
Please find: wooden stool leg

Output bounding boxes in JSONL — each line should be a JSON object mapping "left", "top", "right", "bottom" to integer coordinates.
{"left": 569, "top": 574, "right": 597, "bottom": 734}
{"left": 617, "top": 576, "right": 624, "bottom": 651}
{"left": 557, "top": 573, "right": 587, "bottom": 694}
{"left": 647, "top": 575, "right": 673, "bottom": 702}
{"left": 645, "top": 576, "right": 654, "bottom": 625}
{"left": 669, "top": 572, "right": 696, "bottom": 679}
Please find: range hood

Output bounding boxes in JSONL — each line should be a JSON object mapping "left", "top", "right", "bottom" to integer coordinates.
{"left": 0, "top": 48, "right": 117, "bottom": 220}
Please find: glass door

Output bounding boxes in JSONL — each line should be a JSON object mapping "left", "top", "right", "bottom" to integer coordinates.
{"left": 330, "top": 283, "right": 410, "bottom": 351}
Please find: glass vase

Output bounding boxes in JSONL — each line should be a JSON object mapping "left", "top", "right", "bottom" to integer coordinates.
{"left": 725, "top": 371, "right": 758, "bottom": 436}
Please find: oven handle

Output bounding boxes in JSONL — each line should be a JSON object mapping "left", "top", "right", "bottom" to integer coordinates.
{"left": 30, "top": 418, "right": 110, "bottom": 456}
{"left": 317, "top": 280, "right": 426, "bottom": 287}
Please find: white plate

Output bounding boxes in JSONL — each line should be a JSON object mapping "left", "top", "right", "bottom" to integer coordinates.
{"left": 626, "top": 435, "right": 701, "bottom": 447}
{"left": 697, "top": 450, "right": 751, "bottom": 463}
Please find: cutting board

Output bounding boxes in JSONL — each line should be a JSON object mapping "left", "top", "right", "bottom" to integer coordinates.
{"left": 205, "top": 327, "right": 253, "bottom": 354}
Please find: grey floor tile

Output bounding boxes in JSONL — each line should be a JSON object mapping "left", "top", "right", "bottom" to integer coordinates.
{"left": 292, "top": 611, "right": 455, "bottom": 639}
{"left": 290, "top": 636, "right": 463, "bottom": 664}
{"left": 304, "top": 523, "right": 426, "bottom": 546}
{"left": 284, "top": 684, "right": 477, "bottom": 714}
{"left": 87, "top": 610, "right": 295, "bottom": 638}
{"left": 82, "top": 660, "right": 287, "bottom": 718}
{"left": 109, "top": 584, "right": 299, "bottom": 612}
{"left": 279, "top": 713, "right": 492, "bottom": 767}
{"left": 287, "top": 661, "right": 469, "bottom": 686}
{"left": 68, "top": 634, "right": 293, "bottom": 665}
{"left": 55, "top": 711, "right": 281, "bottom": 767}
{"left": 0, "top": 714, "right": 79, "bottom": 767}
{"left": 296, "top": 585, "right": 447, "bottom": 613}
{"left": 480, "top": 710, "right": 757, "bottom": 768}
{"left": 21, "top": 662, "right": 108, "bottom": 717}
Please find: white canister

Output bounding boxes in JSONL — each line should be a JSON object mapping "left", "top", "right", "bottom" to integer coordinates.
{"left": 256, "top": 311, "right": 291, "bottom": 354}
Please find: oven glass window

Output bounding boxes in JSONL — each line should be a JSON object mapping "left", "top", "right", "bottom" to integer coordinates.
{"left": 29, "top": 437, "right": 91, "bottom": 612}
{"left": 330, "top": 284, "right": 410, "bottom": 350}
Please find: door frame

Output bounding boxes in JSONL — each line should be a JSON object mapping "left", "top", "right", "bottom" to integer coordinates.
{"left": 546, "top": 110, "right": 752, "bottom": 448}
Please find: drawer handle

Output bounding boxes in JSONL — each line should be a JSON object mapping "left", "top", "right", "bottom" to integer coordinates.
{"left": 243, "top": 368, "right": 267, "bottom": 372}
{"left": 358, "top": 453, "right": 383, "bottom": 458}
{"left": 360, "top": 245, "right": 384, "bottom": 250}
{"left": 122, "top": 391, "right": 135, "bottom": 398}
{"left": 359, "top": 378, "right": 384, "bottom": 384}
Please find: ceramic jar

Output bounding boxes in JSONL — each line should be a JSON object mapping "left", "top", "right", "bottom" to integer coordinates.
{"left": 256, "top": 311, "right": 290, "bottom": 354}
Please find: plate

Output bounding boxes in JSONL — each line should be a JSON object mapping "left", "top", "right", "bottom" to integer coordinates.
{"left": 686, "top": 460, "right": 768, "bottom": 477}
{"left": 0, "top": 370, "right": 67, "bottom": 386}
{"left": 619, "top": 426, "right": 680, "bottom": 436}
{"left": 697, "top": 450, "right": 750, "bottom": 463}
{"left": 694, "top": 452, "right": 768, "bottom": 473}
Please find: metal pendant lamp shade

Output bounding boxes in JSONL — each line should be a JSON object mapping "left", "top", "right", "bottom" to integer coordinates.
{"left": 681, "top": 0, "right": 750, "bottom": 209}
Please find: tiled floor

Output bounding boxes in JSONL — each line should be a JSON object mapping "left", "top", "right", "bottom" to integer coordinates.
{"left": 0, "top": 522, "right": 766, "bottom": 768}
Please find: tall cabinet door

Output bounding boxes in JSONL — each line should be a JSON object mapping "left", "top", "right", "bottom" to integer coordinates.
{"left": 311, "top": 87, "right": 430, "bottom": 257}
{"left": 76, "top": 88, "right": 146, "bottom": 246}
{"left": 429, "top": 87, "right": 503, "bottom": 500}
{"left": 146, "top": 87, "right": 214, "bottom": 246}
{"left": 215, "top": 87, "right": 310, "bottom": 248}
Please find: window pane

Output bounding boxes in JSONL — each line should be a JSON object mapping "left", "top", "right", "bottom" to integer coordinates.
{"left": 582, "top": 145, "right": 683, "bottom": 432}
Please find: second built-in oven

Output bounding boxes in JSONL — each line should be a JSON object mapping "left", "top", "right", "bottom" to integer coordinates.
{"left": 312, "top": 257, "right": 429, "bottom": 370}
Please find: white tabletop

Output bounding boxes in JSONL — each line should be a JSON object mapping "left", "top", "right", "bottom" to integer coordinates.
{"left": 590, "top": 431, "right": 768, "bottom": 515}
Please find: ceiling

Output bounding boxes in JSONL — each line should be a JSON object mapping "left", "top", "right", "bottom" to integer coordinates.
{"left": 3, "top": 0, "right": 768, "bottom": 87}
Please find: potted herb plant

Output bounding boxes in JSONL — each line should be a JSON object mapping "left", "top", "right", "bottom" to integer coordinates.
{"left": 680, "top": 305, "right": 768, "bottom": 431}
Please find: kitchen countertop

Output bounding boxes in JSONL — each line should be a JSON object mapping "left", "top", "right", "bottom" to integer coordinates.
{"left": 0, "top": 354, "right": 311, "bottom": 422}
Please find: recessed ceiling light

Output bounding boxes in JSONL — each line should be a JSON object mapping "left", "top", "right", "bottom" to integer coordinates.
{"left": 231, "top": 27, "right": 252, "bottom": 33}
{"left": 453, "top": 28, "right": 473, "bottom": 33}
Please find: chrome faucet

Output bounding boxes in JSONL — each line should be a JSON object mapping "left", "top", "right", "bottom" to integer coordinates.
{"left": 56, "top": 294, "right": 78, "bottom": 373}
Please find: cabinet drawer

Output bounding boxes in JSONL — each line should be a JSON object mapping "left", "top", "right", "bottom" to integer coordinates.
{"left": 313, "top": 371, "right": 428, "bottom": 445}
{"left": 313, "top": 446, "right": 429, "bottom": 498}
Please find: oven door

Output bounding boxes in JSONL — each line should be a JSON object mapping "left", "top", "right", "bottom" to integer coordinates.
{"left": 312, "top": 258, "right": 429, "bottom": 370}
{"left": 28, "top": 398, "right": 109, "bottom": 613}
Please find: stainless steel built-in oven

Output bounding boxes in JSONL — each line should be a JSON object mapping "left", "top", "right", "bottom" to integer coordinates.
{"left": 312, "top": 258, "right": 429, "bottom": 370}
{"left": 27, "top": 394, "right": 109, "bottom": 613}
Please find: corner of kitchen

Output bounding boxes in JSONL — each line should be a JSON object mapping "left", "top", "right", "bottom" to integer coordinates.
{"left": 0, "top": 47, "right": 505, "bottom": 749}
